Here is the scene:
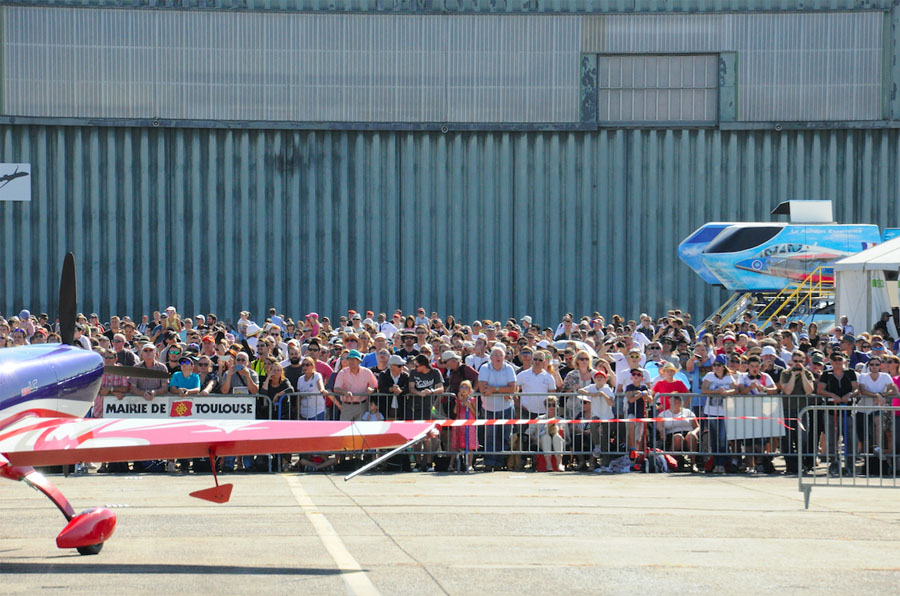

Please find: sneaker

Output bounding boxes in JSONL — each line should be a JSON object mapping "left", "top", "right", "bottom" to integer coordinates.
{"left": 713, "top": 465, "right": 725, "bottom": 474}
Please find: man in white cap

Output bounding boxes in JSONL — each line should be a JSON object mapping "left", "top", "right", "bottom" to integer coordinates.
{"left": 361, "top": 333, "right": 389, "bottom": 368}
{"left": 377, "top": 354, "right": 410, "bottom": 420}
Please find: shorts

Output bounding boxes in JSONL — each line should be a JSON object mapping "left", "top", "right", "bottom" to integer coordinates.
{"left": 664, "top": 432, "right": 688, "bottom": 450}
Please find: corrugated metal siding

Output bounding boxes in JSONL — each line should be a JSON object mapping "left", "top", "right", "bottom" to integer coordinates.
{"left": 2, "top": 125, "right": 899, "bottom": 324}
{"left": 6, "top": 0, "right": 896, "bottom": 13}
{"left": 3, "top": 7, "right": 580, "bottom": 123}
{"left": 591, "top": 12, "right": 883, "bottom": 121}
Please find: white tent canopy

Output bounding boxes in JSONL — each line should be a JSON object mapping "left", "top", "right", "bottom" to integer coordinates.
{"left": 833, "top": 237, "right": 900, "bottom": 339}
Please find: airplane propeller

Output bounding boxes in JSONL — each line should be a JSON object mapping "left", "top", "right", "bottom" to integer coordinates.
{"left": 57, "top": 253, "right": 170, "bottom": 381}
{"left": 58, "top": 253, "right": 77, "bottom": 346}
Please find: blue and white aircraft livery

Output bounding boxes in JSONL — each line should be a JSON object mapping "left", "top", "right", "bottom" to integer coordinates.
{"left": 678, "top": 223, "right": 882, "bottom": 291}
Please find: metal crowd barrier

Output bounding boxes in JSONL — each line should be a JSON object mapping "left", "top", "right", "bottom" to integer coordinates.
{"left": 798, "top": 405, "right": 899, "bottom": 508}
{"left": 267, "top": 391, "right": 826, "bottom": 474}
{"left": 100, "top": 391, "right": 895, "bottom": 480}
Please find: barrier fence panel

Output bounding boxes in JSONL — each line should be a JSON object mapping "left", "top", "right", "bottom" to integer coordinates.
{"left": 798, "top": 405, "right": 899, "bottom": 508}
{"left": 96, "top": 391, "right": 893, "bottom": 481}
{"left": 267, "top": 391, "right": 823, "bottom": 474}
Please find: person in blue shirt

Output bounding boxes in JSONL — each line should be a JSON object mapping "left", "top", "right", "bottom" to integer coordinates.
{"left": 169, "top": 356, "right": 201, "bottom": 396}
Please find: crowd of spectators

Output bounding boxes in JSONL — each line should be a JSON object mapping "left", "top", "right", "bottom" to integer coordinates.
{"left": 2, "top": 305, "right": 899, "bottom": 476}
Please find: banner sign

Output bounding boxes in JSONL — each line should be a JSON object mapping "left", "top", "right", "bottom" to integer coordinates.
{"left": 0, "top": 163, "right": 31, "bottom": 201}
{"left": 102, "top": 395, "right": 255, "bottom": 419}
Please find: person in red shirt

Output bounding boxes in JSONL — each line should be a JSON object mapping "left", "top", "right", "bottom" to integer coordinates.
{"left": 652, "top": 361, "right": 689, "bottom": 411}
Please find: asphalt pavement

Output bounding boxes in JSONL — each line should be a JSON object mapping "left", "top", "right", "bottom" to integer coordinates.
{"left": 1, "top": 469, "right": 898, "bottom": 595}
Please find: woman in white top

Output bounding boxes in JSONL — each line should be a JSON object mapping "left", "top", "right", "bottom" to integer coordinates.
{"left": 856, "top": 356, "right": 898, "bottom": 456}
{"left": 295, "top": 356, "right": 327, "bottom": 420}
{"left": 701, "top": 355, "right": 736, "bottom": 474}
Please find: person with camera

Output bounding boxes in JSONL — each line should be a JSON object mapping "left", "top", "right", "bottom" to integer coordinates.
{"left": 779, "top": 350, "right": 817, "bottom": 474}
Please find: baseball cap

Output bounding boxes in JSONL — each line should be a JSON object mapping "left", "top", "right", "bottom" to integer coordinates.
{"left": 761, "top": 346, "right": 777, "bottom": 357}
{"left": 521, "top": 315, "right": 532, "bottom": 325}
{"left": 842, "top": 334, "right": 856, "bottom": 344}
{"left": 388, "top": 355, "right": 405, "bottom": 366}
{"left": 201, "top": 335, "right": 215, "bottom": 344}
{"left": 351, "top": 313, "right": 362, "bottom": 320}
{"left": 714, "top": 354, "right": 728, "bottom": 365}
{"left": 441, "top": 350, "right": 460, "bottom": 362}
{"left": 593, "top": 370, "right": 608, "bottom": 379}
{"left": 142, "top": 343, "right": 156, "bottom": 351}
{"left": 374, "top": 333, "right": 387, "bottom": 341}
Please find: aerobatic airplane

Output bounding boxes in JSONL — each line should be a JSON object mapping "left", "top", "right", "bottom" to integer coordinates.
{"left": 0, "top": 254, "right": 434, "bottom": 555}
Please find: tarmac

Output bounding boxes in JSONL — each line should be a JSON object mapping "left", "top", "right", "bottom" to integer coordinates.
{"left": 1, "top": 469, "right": 899, "bottom": 595}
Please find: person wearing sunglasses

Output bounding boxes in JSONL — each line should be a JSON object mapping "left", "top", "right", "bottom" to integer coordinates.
{"left": 857, "top": 356, "right": 898, "bottom": 474}
{"left": 702, "top": 355, "right": 737, "bottom": 474}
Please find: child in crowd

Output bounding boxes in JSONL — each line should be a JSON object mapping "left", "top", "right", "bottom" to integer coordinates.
{"left": 361, "top": 399, "right": 384, "bottom": 422}
{"left": 578, "top": 370, "right": 615, "bottom": 467}
{"left": 625, "top": 369, "right": 653, "bottom": 453}
{"left": 450, "top": 381, "right": 479, "bottom": 472}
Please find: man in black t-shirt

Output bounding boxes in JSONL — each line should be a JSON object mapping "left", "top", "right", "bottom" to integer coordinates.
{"left": 816, "top": 353, "right": 859, "bottom": 475}
{"left": 408, "top": 354, "right": 444, "bottom": 471}
{"left": 395, "top": 332, "right": 419, "bottom": 360}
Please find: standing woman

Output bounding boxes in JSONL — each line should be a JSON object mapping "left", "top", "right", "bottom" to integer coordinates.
{"left": 295, "top": 356, "right": 327, "bottom": 421}
{"left": 260, "top": 359, "right": 295, "bottom": 470}
{"left": 261, "top": 359, "right": 294, "bottom": 420}
{"left": 561, "top": 350, "right": 596, "bottom": 419}
{"left": 807, "top": 322, "right": 820, "bottom": 346}
{"left": 561, "top": 349, "right": 595, "bottom": 468}
{"left": 701, "top": 354, "right": 737, "bottom": 474}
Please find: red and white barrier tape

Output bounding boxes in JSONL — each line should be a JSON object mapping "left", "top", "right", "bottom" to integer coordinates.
{"left": 413, "top": 416, "right": 802, "bottom": 431}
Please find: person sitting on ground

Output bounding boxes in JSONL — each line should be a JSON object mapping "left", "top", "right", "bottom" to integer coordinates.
{"left": 526, "top": 397, "right": 566, "bottom": 472}
{"left": 658, "top": 395, "right": 700, "bottom": 471}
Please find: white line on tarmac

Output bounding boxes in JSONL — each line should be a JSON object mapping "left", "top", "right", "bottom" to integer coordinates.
{"left": 285, "top": 475, "right": 380, "bottom": 596}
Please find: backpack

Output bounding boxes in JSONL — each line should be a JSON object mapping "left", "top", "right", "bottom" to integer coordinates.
{"left": 630, "top": 448, "right": 673, "bottom": 473}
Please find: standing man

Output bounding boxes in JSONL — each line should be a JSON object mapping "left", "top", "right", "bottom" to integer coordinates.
{"left": 477, "top": 346, "right": 518, "bottom": 471}
{"left": 817, "top": 353, "right": 860, "bottom": 476}
{"left": 779, "top": 350, "right": 817, "bottom": 474}
{"left": 333, "top": 350, "right": 377, "bottom": 421}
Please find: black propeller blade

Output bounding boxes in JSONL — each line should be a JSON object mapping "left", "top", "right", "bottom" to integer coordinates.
{"left": 58, "top": 253, "right": 77, "bottom": 346}
{"left": 103, "top": 365, "right": 172, "bottom": 380}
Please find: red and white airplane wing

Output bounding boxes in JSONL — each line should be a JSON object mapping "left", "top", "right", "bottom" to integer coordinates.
{"left": 0, "top": 417, "right": 436, "bottom": 468}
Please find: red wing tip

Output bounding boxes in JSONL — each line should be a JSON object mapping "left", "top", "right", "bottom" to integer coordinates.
{"left": 189, "top": 484, "right": 233, "bottom": 504}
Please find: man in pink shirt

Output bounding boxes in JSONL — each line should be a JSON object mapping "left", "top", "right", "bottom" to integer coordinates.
{"left": 334, "top": 349, "right": 377, "bottom": 421}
